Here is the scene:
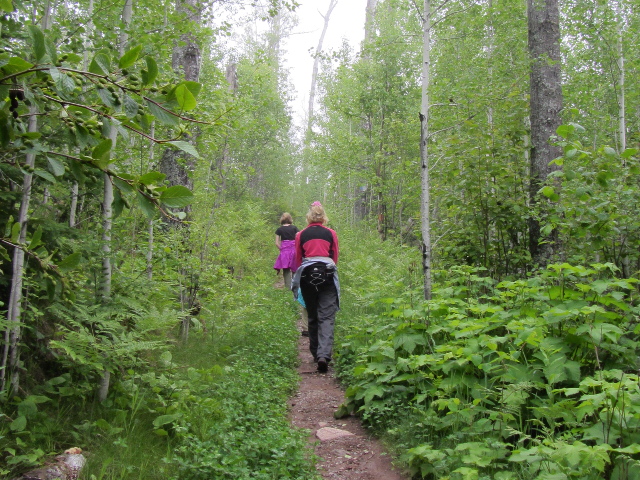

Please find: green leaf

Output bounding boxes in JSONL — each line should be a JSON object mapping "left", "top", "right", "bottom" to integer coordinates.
{"left": 147, "top": 101, "right": 179, "bottom": 125}
{"left": 168, "top": 140, "right": 200, "bottom": 159}
{"left": 2, "top": 57, "right": 34, "bottom": 75}
{"left": 556, "top": 124, "right": 574, "bottom": 139}
{"left": 0, "top": 244, "right": 9, "bottom": 261}
{"left": 92, "top": 138, "right": 113, "bottom": 160}
{"left": 49, "top": 67, "right": 75, "bottom": 96}
{"left": 28, "top": 227, "right": 42, "bottom": 250}
{"left": 0, "top": 0, "right": 13, "bottom": 13}
{"left": 139, "top": 171, "right": 166, "bottom": 185}
{"left": 153, "top": 413, "right": 181, "bottom": 428}
{"left": 113, "top": 188, "right": 125, "bottom": 219}
{"left": 142, "top": 57, "right": 158, "bottom": 86}
{"left": 159, "top": 185, "right": 194, "bottom": 208}
{"left": 603, "top": 146, "right": 617, "bottom": 157}
{"left": 89, "top": 53, "right": 111, "bottom": 75}
{"left": 47, "top": 156, "right": 65, "bottom": 176}
{"left": 28, "top": 26, "right": 46, "bottom": 62}
{"left": 34, "top": 169, "right": 56, "bottom": 183}
{"left": 541, "top": 186, "right": 555, "bottom": 198}
{"left": 168, "top": 81, "right": 201, "bottom": 99}
{"left": 58, "top": 252, "right": 81, "bottom": 272}
{"left": 136, "top": 191, "right": 157, "bottom": 219}
{"left": 113, "top": 177, "right": 134, "bottom": 194}
{"left": 0, "top": 111, "right": 11, "bottom": 146}
{"left": 45, "top": 38, "right": 57, "bottom": 64}
{"left": 160, "top": 351, "right": 172, "bottom": 364}
{"left": 11, "top": 221, "right": 20, "bottom": 242}
{"left": 123, "top": 94, "right": 139, "bottom": 118}
{"left": 9, "top": 416, "right": 26, "bottom": 432}
{"left": 98, "top": 88, "right": 117, "bottom": 108}
{"left": 118, "top": 45, "right": 142, "bottom": 69}
{"left": 621, "top": 148, "right": 638, "bottom": 159}
{"left": 174, "top": 84, "right": 196, "bottom": 111}
{"left": 4, "top": 215, "right": 13, "bottom": 237}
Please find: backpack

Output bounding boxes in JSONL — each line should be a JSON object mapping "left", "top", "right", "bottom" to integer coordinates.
{"left": 300, "top": 262, "right": 335, "bottom": 291}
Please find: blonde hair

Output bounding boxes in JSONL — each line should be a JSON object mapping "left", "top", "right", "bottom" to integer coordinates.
{"left": 306, "top": 203, "right": 328, "bottom": 224}
{"left": 280, "top": 212, "right": 293, "bottom": 225}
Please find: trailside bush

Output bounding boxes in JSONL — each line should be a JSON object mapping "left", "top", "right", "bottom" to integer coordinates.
{"left": 336, "top": 263, "right": 640, "bottom": 479}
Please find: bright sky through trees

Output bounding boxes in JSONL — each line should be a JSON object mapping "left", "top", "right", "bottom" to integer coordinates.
{"left": 284, "top": 0, "right": 366, "bottom": 127}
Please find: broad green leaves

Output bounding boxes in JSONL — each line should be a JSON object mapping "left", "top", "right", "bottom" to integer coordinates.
{"left": 142, "top": 57, "right": 158, "bottom": 86}
{"left": 89, "top": 53, "right": 111, "bottom": 75}
{"left": 27, "top": 26, "right": 45, "bottom": 62}
{"left": 340, "top": 262, "right": 640, "bottom": 476}
{"left": 118, "top": 45, "right": 142, "bottom": 69}
{"left": 0, "top": 0, "right": 13, "bottom": 12}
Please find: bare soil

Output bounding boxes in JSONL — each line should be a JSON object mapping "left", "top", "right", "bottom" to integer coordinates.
{"left": 289, "top": 324, "right": 409, "bottom": 480}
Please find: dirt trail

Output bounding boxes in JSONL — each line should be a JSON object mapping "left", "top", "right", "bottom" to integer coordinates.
{"left": 289, "top": 325, "right": 408, "bottom": 480}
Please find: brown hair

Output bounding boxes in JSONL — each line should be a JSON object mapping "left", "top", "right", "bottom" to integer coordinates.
{"left": 306, "top": 203, "right": 328, "bottom": 224}
{"left": 280, "top": 212, "right": 293, "bottom": 225}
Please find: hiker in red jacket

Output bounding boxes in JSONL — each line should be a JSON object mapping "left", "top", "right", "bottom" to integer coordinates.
{"left": 292, "top": 202, "right": 340, "bottom": 373}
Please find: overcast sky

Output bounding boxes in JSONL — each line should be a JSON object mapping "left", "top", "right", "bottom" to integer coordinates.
{"left": 283, "top": 0, "right": 367, "bottom": 128}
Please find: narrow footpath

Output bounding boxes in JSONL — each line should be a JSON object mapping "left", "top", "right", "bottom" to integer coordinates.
{"left": 289, "top": 322, "right": 408, "bottom": 480}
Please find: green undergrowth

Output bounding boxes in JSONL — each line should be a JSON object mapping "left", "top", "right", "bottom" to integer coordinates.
{"left": 76, "top": 279, "right": 318, "bottom": 479}
{"left": 1, "top": 202, "right": 319, "bottom": 479}
{"left": 333, "top": 259, "right": 640, "bottom": 479}
{"left": 168, "top": 285, "right": 319, "bottom": 480}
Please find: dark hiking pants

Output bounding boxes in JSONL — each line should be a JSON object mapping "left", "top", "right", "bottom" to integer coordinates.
{"left": 301, "top": 283, "right": 338, "bottom": 362}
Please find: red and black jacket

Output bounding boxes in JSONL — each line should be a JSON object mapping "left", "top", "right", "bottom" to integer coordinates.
{"left": 294, "top": 223, "right": 339, "bottom": 268}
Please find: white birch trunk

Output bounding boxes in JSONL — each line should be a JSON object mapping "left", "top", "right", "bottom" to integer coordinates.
{"left": 147, "top": 122, "right": 155, "bottom": 280}
{"left": 1, "top": 0, "right": 56, "bottom": 393}
{"left": 71, "top": 0, "right": 93, "bottom": 229}
{"left": 307, "top": 0, "right": 338, "bottom": 137}
{"left": 97, "top": 0, "right": 132, "bottom": 402}
{"left": 615, "top": 0, "right": 629, "bottom": 277}
{"left": 69, "top": 181, "right": 78, "bottom": 228}
{"left": 615, "top": 0, "right": 626, "bottom": 154}
{"left": 420, "top": 0, "right": 432, "bottom": 300}
{"left": 1, "top": 109, "right": 38, "bottom": 393}
{"left": 364, "top": 0, "right": 378, "bottom": 44}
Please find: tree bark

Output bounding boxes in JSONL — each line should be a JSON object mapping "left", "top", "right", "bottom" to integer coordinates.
{"left": 147, "top": 122, "right": 156, "bottom": 280}
{"left": 97, "top": 0, "right": 132, "bottom": 402}
{"left": 365, "top": 0, "right": 378, "bottom": 44}
{"left": 420, "top": 0, "right": 432, "bottom": 300}
{"left": 307, "top": 0, "right": 338, "bottom": 138}
{"left": 527, "top": 0, "right": 563, "bottom": 265}
{"left": 0, "top": 109, "right": 38, "bottom": 394}
{"left": 0, "top": 0, "right": 56, "bottom": 393}
{"left": 159, "top": 0, "right": 202, "bottom": 190}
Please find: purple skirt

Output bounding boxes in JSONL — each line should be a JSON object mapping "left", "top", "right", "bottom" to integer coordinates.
{"left": 274, "top": 240, "right": 296, "bottom": 271}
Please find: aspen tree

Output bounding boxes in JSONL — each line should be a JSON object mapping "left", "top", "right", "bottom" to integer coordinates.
{"left": 527, "top": 0, "right": 563, "bottom": 265}
{"left": 420, "top": 0, "right": 433, "bottom": 300}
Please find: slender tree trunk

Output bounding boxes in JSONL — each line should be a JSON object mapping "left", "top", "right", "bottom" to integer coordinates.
{"left": 69, "top": 181, "right": 78, "bottom": 227}
{"left": 70, "top": 0, "right": 94, "bottom": 228}
{"left": 147, "top": 122, "right": 155, "bottom": 280}
{"left": 420, "top": 0, "right": 432, "bottom": 300}
{"left": 614, "top": 0, "right": 629, "bottom": 277}
{"left": 307, "top": 0, "right": 338, "bottom": 138}
{"left": 1, "top": 0, "right": 56, "bottom": 394}
{"left": 159, "top": 0, "right": 202, "bottom": 190}
{"left": 0, "top": 110, "right": 38, "bottom": 394}
{"left": 615, "top": 0, "right": 626, "bottom": 155}
{"left": 527, "top": 0, "right": 563, "bottom": 265}
{"left": 364, "top": 0, "right": 378, "bottom": 44}
{"left": 97, "top": 0, "right": 132, "bottom": 402}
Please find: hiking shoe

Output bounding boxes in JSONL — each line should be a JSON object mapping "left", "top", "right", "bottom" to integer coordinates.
{"left": 317, "top": 358, "right": 328, "bottom": 373}
{"left": 301, "top": 330, "right": 309, "bottom": 337}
